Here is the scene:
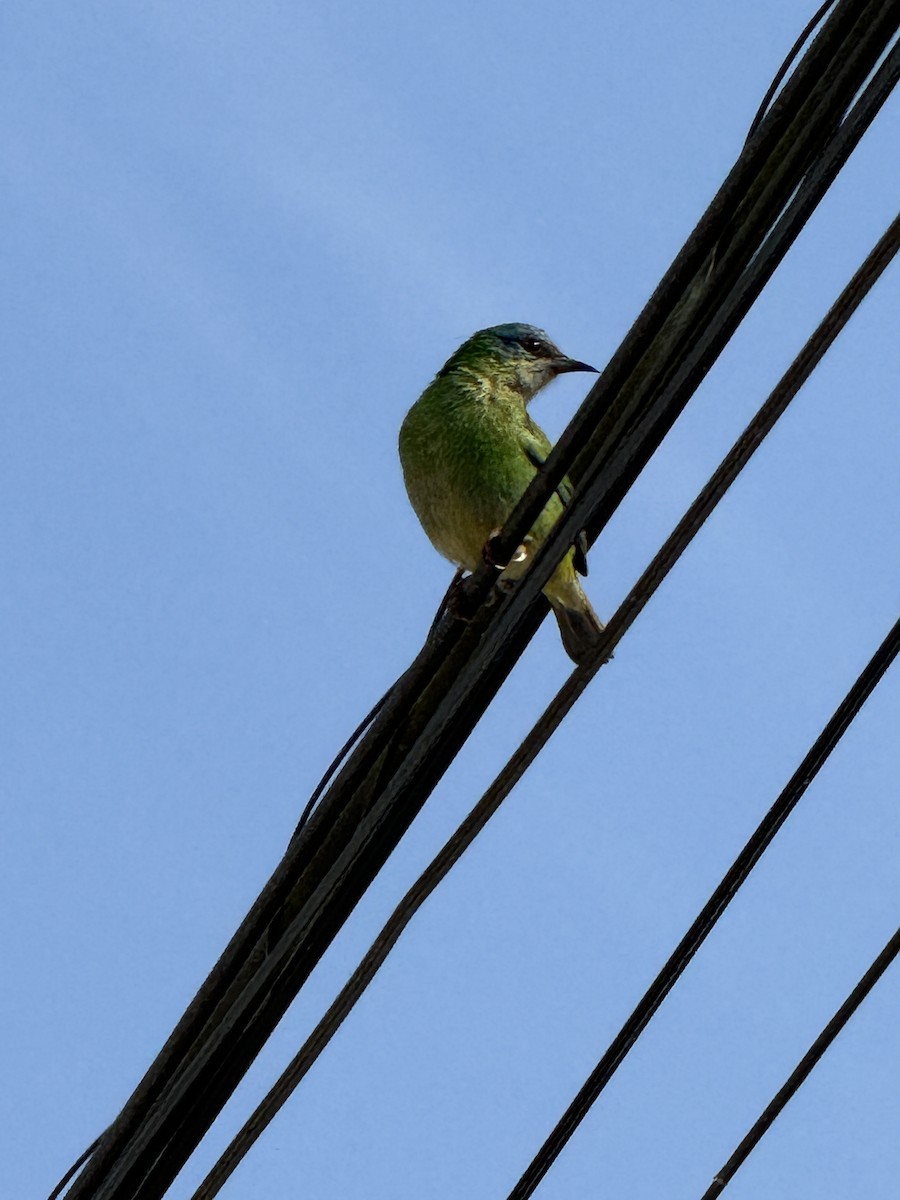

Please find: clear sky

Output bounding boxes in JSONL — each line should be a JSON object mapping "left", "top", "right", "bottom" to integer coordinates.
{"left": 4, "top": 4, "right": 899, "bottom": 1198}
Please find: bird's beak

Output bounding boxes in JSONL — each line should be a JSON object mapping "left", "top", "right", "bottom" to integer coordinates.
{"left": 555, "top": 356, "right": 599, "bottom": 375}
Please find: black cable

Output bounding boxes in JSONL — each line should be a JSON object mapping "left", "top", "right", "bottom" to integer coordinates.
{"left": 745, "top": 0, "right": 838, "bottom": 142}
{"left": 130, "top": 19, "right": 900, "bottom": 1200}
{"left": 47, "top": 1139, "right": 102, "bottom": 1200}
{"left": 471, "top": 0, "right": 894, "bottom": 587}
{"left": 188, "top": 213, "right": 900, "bottom": 1200}
{"left": 51, "top": 595, "right": 468, "bottom": 1200}
{"left": 291, "top": 570, "right": 466, "bottom": 839}
{"left": 56, "top": 8, "right": 900, "bottom": 1197}
{"left": 709, "top": 0, "right": 838, "bottom": 270}
{"left": 701, "top": 925, "right": 900, "bottom": 1198}
{"left": 507, "top": 615, "right": 900, "bottom": 1200}
{"left": 291, "top": 688, "right": 393, "bottom": 837}
{"left": 506, "top": 21, "right": 900, "bottom": 605}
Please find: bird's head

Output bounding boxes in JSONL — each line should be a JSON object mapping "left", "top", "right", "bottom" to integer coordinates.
{"left": 438, "top": 323, "right": 598, "bottom": 403}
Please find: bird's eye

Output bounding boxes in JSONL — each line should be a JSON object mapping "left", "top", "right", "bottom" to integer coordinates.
{"left": 519, "top": 336, "right": 546, "bottom": 356}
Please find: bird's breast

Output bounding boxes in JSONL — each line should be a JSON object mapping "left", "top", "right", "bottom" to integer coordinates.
{"left": 400, "top": 389, "right": 536, "bottom": 570}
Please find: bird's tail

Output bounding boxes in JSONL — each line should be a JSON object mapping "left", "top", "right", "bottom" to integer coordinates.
{"left": 549, "top": 582, "right": 606, "bottom": 667}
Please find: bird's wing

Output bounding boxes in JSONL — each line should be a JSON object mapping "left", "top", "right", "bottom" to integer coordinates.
{"left": 522, "top": 435, "right": 589, "bottom": 577}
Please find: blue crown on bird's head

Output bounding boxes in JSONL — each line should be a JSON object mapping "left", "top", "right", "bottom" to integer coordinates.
{"left": 460, "top": 324, "right": 560, "bottom": 362}
{"left": 437, "top": 324, "right": 597, "bottom": 383}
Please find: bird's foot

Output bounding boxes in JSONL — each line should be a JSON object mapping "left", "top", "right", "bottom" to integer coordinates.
{"left": 483, "top": 529, "right": 529, "bottom": 572}
{"left": 445, "top": 572, "right": 484, "bottom": 621}
{"left": 428, "top": 567, "right": 473, "bottom": 635}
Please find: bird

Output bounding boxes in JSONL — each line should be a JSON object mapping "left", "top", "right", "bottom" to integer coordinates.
{"left": 399, "top": 323, "right": 605, "bottom": 666}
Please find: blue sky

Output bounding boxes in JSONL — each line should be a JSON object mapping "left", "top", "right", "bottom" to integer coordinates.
{"left": 3, "top": 4, "right": 899, "bottom": 1198}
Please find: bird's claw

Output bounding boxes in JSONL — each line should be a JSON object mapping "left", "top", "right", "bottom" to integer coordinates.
{"left": 446, "top": 572, "right": 483, "bottom": 622}
{"left": 483, "top": 529, "right": 529, "bottom": 571}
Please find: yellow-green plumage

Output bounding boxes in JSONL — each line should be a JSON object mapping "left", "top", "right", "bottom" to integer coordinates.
{"left": 399, "top": 323, "right": 604, "bottom": 665}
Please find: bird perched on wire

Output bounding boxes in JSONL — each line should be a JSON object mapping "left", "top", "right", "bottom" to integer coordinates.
{"left": 399, "top": 323, "right": 605, "bottom": 666}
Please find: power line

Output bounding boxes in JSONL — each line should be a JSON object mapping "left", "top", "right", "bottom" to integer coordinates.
{"left": 290, "top": 568, "right": 466, "bottom": 839}
{"left": 745, "top": 0, "right": 838, "bottom": 142}
{"left": 700, "top": 925, "right": 900, "bottom": 1199}
{"left": 64, "top": 12, "right": 900, "bottom": 1199}
{"left": 187, "top": 211, "right": 900, "bottom": 1200}
{"left": 482, "top": 0, "right": 899, "bottom": 573}
{"left": 55, "top": 6, "right": 900, "bottom": 1197}
{"left": 506, "top": 615, "right": 900, "bottom": 1199}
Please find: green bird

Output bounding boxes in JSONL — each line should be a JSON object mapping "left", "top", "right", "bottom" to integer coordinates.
{"left": 399, "top": 323, "right": 605, "bottom": 666}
